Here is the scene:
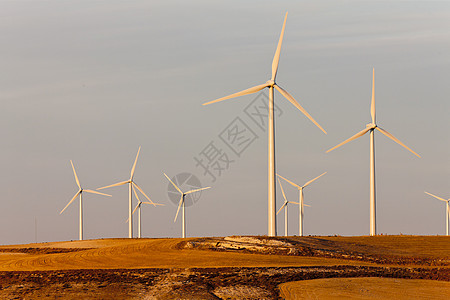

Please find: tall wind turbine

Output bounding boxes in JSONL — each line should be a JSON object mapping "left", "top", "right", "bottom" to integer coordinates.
{"left": 97, "top": 147, "right": 155, "bottom": 238}
{"left": 60, "top": 160, "right": 111, "bottom": 240}
{"left": 203, "top": 12, "right": 327, "bottom": 237}
{"left": 277, "top": 172, "right": 326, "bottom": 236}
{"left": 164, "top": 173, "right": 210, "bottom": 238}
{"left": 327, "top": 69, "right": 420, "bottom": 236}
{"left": 425, "top": 192, "right": 449, "bottom": 236}
{"left": 126, "top": 186, "right": 163, "bottom": 238}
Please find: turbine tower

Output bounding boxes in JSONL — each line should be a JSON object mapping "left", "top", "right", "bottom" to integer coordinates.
{"left": 126, "top": 187, "right": 163, "bottom": 238}
{"left": 277, "top": 172, "right": 326, "bottom": 236}
{"left": 98, "top": 147, "right": 155, "bottom": 238}
{"left": 425, "top": 192, "right": 449, "bottom": 236}
{"left": 164, "top": 173, "right": 210, "bottom": 238}
{"left": 203, "top": 12, "right": 326, "bottom": 236}
{"left": 60, "top": 160, "right": 111, "bottom": 240}
{"left": 327, "top": 69, "right": 420, "bottom": 236}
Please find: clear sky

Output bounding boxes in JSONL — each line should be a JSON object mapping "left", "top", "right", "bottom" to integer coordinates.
{"left": 1, "top": 0, "right": 449, "bottom": 245}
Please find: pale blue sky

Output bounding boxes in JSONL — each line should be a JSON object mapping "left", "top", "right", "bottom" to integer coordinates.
{"left": 1, "top": 1, "right": 449, "bottom": 244}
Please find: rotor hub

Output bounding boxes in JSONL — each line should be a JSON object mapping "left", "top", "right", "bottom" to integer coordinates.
{"left": 266, "top": 80, "right": 275, "bottom": 86}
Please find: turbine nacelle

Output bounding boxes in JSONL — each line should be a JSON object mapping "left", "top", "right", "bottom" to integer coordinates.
{"left": 366, "top": 123, "right": 377, "bottom": 129}
{"left": 266, "top": 80, "right": 275, "bottom": 86}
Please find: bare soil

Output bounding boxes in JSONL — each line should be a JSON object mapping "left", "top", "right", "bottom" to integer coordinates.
{"left": 0, "top": 236, "right": 448, "bottom": 299}
{"left": 279, "top": 277, "right": 450, "bottom": 299}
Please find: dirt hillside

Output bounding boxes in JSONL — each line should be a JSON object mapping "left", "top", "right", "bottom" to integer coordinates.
{"left": 0, "top": 235, "right": 448, "bottom": 299}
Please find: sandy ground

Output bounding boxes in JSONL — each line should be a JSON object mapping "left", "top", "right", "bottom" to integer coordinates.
{"left": 279, "top": 277, "right": 450, "bottom": 299}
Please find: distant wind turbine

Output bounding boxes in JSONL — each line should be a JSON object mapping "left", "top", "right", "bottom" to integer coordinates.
{"left": 126, "top": 186, "right": 163, "bottom": 238}
{"left": 164, "top": 173, "right": 210, "bottom": 238}
{"left": 277, "top": 172, "right": 326, "bottom": 236}
{"left": 203, "top": 12, "right": 327, "bottom": 237}
{"left": 425, "top": 192, "right": 449, "bottom": 236}
{"left": 327, "top": 69, "right": 420, "bottom": 236}
{"left": 277, "top": 178, "right": 309, "bottom": 237}
{"left": 97, "top": 147, "right": 156, "bottom": 238}
{"left": 60, "top": 160, "right": 111, "bottom": 240}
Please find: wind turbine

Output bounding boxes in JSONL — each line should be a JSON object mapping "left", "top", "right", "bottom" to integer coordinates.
{"left": 276, "top": 178, "right": 305, "bottom": 237}
{"left": 60, "top": 160, "right": 111, "bottom": 240}
{"left": 327, "top": 69, "right": 420, "bottom": 236}
{"left": 203, "top": 12, "right": 327, "bottom": 237}
{"left": 277, "top": 172, "right": 326, "bottom": 236}
{"left": 97, "top": 147, "right": 155, "bottom": 238}
{"left": 164, "top": 173, "right": 211, "bottom": 238}
{"left": 425, "top": 192, "right": 449, "bottom": 236}
{"left": 126, "top": 187, "right": 163, "bottom": 238}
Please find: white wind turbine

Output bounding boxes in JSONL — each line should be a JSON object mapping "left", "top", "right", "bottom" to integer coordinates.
{"left": 164, "top": 173, "right": 211, "bottom": 238}
{"left": 97, "top": 147, "right": 156, "bottom": 238}
{"left": 276, "top": 178, "right": 307, "bottom": 237}
{"left": 277, "top": 172, "right": 326, "bottom": 236}
{"left": 327, "top": 69, "right": 420, "bottom": 236}
{"left": 425, "top": 192, "right": 449, "bottom": 236}
{"left": 60, "top": 160, "right": 111, "bottom": 240}
{"left": 126, "top": 186, "right": 163, "bottom": 238}
{"left": 203, "top": 12, "right": 327, "bottom": 237}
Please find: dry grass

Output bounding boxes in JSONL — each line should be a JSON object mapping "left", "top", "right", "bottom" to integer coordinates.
{"left": 321, "top": 235, "right": 450, "bottom": 258}
{"left": 0, "top": 236, "right": 449, "bottom": 299}
{"left": 0, "top": 238, "right": 364, "bottom": 271}
{"left": 279, "top": 277, "right": 450, "bottom": 300}
{"left": 1, "top": 236, "right": 449, "bottom": 272}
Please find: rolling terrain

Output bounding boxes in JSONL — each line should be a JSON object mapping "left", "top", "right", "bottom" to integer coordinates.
{"left": 0, "top": 236, "right": 448, "bottom": 299}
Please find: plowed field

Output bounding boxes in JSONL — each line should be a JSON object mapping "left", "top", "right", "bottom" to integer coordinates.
{"left": 0, "top": 236, "right": 448, "bottom": 299}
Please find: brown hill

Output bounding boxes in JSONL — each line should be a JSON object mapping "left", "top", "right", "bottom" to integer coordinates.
{"left": 0, "top": 235, "right": 448, "bottom": 299}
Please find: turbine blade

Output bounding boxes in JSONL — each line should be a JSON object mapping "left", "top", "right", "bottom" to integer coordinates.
{"left": 185, "top": 186, "right": 211, "bottom": 195}
{"left": 274, "top": 84, "right": 327, "bottom": 134}
{"left": 303, "top": 203, "right": 311, "bottom": 207}
{"left": 425, "top": 191, "right": 447, "bottom": 202}
{"left": 277, "top": 173, "right": 301, "bottom": 189}
{"left": 125, "top": 202, "right": 140, "bottom": 223}
{"left": 130, "top": 146, "right": 141, "bottom": 180}
{"left": 174, "top": 195, "right": 184, "bottom": 222}
{"left": 132, "top": 202, "right": 140, "bottom": 216}
{"left": 202, "top": 83, "right": 270, "bottom": 106}
{"left": 326, "top": 127, "right": 370, "bottom": 153}
{"left": 278, "top": 178, "right": 288, "bottom": 203}
{"left": 133, "top": 182, "right": 157, "bottom": 206}
{"left": 271, "top": 12, "right": 288, "bottom": 81}
{"left": 376, "top": 127, "right": 420, "bottom": 158}
{"left": 142, "top": 201, "right": 164, "bottom": 206}
{"left": 70, "top": 160, "right": 81, "bottom": 189}
{"left": 289, "top": 201, "right": 300, "bottom": 205}
{"left": 84, "top": 189, "right": 112, "bottom": 197}
{"left": 164, "top": 173, "right": 183, "bottom": 194}
{"left": 277, "top": 202, "right": 288, "bottom": 215}
{"left": 97, "top": 180, "right": 129, "bottom": 190}
{"left": 60, "top": 190, "right": 81, "bottom": 214}
{"left": 132, "top": 185, "right": 141, "bottom": 203}
{"left": 371, "top": 68, "right": 376, "bottom": 124}
{"left": 302, "top": 172, "right": 327, "bottom": 188}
